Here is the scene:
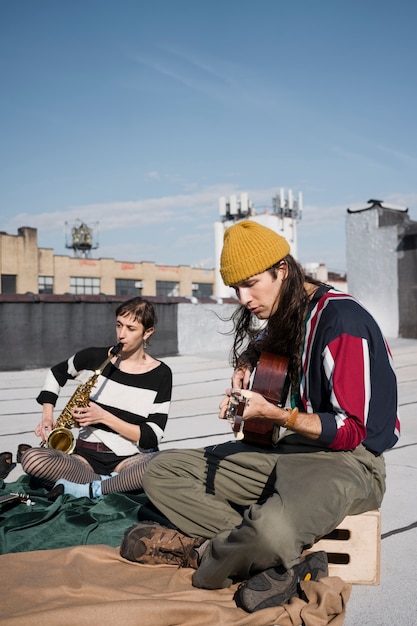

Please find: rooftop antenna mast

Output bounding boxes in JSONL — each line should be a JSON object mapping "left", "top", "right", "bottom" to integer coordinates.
{"left": 65, "top": 220, "right": 99, "bottom": 258}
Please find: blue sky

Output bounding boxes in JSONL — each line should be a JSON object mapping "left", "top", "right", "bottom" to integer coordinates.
{"left": 1, "top": 0, "right": 416, "bottom": 273}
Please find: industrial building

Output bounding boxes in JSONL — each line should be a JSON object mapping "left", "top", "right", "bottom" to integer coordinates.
{"left": 0, "top": 225, "right": 214, "bottom": 299}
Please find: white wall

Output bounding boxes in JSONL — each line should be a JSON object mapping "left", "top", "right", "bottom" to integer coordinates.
{"left": 346, "top": 209, "right": 399, "bottom": 338}
{"left": 177, "top": 302, "right": 238, "bottom": 356}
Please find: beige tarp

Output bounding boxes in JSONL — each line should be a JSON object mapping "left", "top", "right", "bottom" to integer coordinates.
{"left": 0, "top": 544, "right": 350, "bottom": 625}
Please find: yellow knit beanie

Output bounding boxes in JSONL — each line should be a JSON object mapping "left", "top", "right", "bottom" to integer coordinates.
{"left": 220, "top": 220, "right": 291, "bottom": 286}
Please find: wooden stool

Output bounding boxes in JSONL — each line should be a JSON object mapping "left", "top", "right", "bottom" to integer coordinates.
{"left": 306, "top": 509, "right": 381, "bottom": 585}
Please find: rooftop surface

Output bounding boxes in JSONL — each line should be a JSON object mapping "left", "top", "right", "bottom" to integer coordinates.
{"left": 1, "top": 338, "right": 416, "bottom": 625}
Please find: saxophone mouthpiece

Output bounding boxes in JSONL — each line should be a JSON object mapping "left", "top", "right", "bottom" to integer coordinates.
{"left": 111, "top": 342, "right": 123, "bottom": 356}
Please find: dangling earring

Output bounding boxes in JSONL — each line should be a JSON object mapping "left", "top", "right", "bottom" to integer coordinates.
{"left": 143, "top": 337, "right": 147, "bottom": 350}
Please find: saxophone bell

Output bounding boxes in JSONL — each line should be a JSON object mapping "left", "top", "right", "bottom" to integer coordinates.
{"left": 44, "top": 426, "right": 76, "bottom": 454}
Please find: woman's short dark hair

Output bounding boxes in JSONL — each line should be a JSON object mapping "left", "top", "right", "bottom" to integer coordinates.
{"left": 115, "top": 297, "right": 156, "bottom": 331}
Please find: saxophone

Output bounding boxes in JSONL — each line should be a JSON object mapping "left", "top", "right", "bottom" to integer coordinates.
{"left": 42, "top": 343, "right": 122, "bottom": 454}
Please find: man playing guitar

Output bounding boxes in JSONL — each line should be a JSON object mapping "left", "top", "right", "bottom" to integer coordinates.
{"left": 120, "top": 220, "right": 400, "bottom": 613}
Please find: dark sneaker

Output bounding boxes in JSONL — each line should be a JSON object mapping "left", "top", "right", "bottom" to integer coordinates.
{"left": 120, "top": 522, "right": 204, "bottom": 568}
{"left": 235, "top": 550, "right": 328, "bottom": 613}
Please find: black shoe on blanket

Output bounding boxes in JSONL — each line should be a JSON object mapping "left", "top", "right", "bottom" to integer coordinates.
{"left": 17, "top": 444, "right": 32, "bottom": 464}
{"left": 235, "top": 551, "right": 328, "bottom": 613}
{"left": 120, "top": 522, "right": 205, "bottom": 568}
{"left": 0, "top": 452, "right": 15, "bottom": 479}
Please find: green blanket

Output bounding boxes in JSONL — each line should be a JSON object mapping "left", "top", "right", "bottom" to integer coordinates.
{"left": 0, "top": 475, "right": 151, "bottom": 554}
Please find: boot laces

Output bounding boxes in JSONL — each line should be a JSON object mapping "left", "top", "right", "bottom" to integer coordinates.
{"left": 150, "top": 530, "right": 197, "bottom": 568}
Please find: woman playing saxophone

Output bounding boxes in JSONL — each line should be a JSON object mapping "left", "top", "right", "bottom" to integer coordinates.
{"left": 21, "top": 297, "right": 172, "bottom": 498}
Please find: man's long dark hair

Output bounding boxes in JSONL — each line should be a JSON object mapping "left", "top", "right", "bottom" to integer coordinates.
{"left": 230, "top": 255, "right": 321, "bottom": 390}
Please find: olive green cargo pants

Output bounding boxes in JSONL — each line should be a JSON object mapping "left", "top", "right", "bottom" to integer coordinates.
{"left": 142, "top": 437, "right": 385, "bottom": 589}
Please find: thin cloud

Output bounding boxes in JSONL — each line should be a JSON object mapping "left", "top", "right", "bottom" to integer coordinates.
{"left": 8, "top": 183, "right": 352, "bottom": 243}
{"left": 160, "top": 42, "right": 264, "bottom": 107}
{"left": 386, "top": 192, "right": 417, "bottom": 208}
{"left": 330, "top": 146, "right": 385, "bottom": 170}
{"left": 145, "top": 171, "right": 161, "bottom": 181}
{"left": 301, "top": 203, "right": 347, "bottom": 227}
{"left": 332, "top": 140, "right": 417, "bottom": 176}
{"left": 374, "top": 144, "right": 417, "bottom": 169}
{"left": 129, "top": 44, "right": 282, "bottom": 112}
{"left": 7, "top": 185, "right": 240, "bottom": 234}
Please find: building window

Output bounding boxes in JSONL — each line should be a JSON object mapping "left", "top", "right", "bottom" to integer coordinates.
{"left": 156, "top": 281, "right": 179, "bottom": 297}
{"left": 1, "top": 274, "right": 16, "bottom": 294}
{"left": 115, "top": 279, "right": 143, "bottom": 297}
{"left": 192, "top": 283, "right": 213, "bottom": 298}
{"left": 38, "top": 276, "right": 53, "bottom": 294}
{"left": 70, "top": 276, "right": 100, "bottom": 295}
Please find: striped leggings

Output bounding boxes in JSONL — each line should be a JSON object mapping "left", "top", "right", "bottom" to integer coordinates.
{"left": 21, "top": 447, "right": 159, "bottom": 494}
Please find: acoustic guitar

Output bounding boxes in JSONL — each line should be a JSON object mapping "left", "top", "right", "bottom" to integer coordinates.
{"left": 228, "top": 352, "right": 290, "bottom": 447}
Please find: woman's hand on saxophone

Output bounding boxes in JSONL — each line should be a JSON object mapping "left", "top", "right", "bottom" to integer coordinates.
{"left": 73, "top": 401, "right": 141, "bottom": 443}
{"left": 71, "top": 401, "right": 107, "bottom": 426}
{"left": 35, "top": 403, "right": 55, "bottom": 442}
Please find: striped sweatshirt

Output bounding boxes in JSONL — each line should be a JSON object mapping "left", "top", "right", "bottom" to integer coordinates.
{"left": 37, "top": 346, "right": 172, "bottom": 453}
{"left": 301, "top": 287, "right": 400, "bottom": 454}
